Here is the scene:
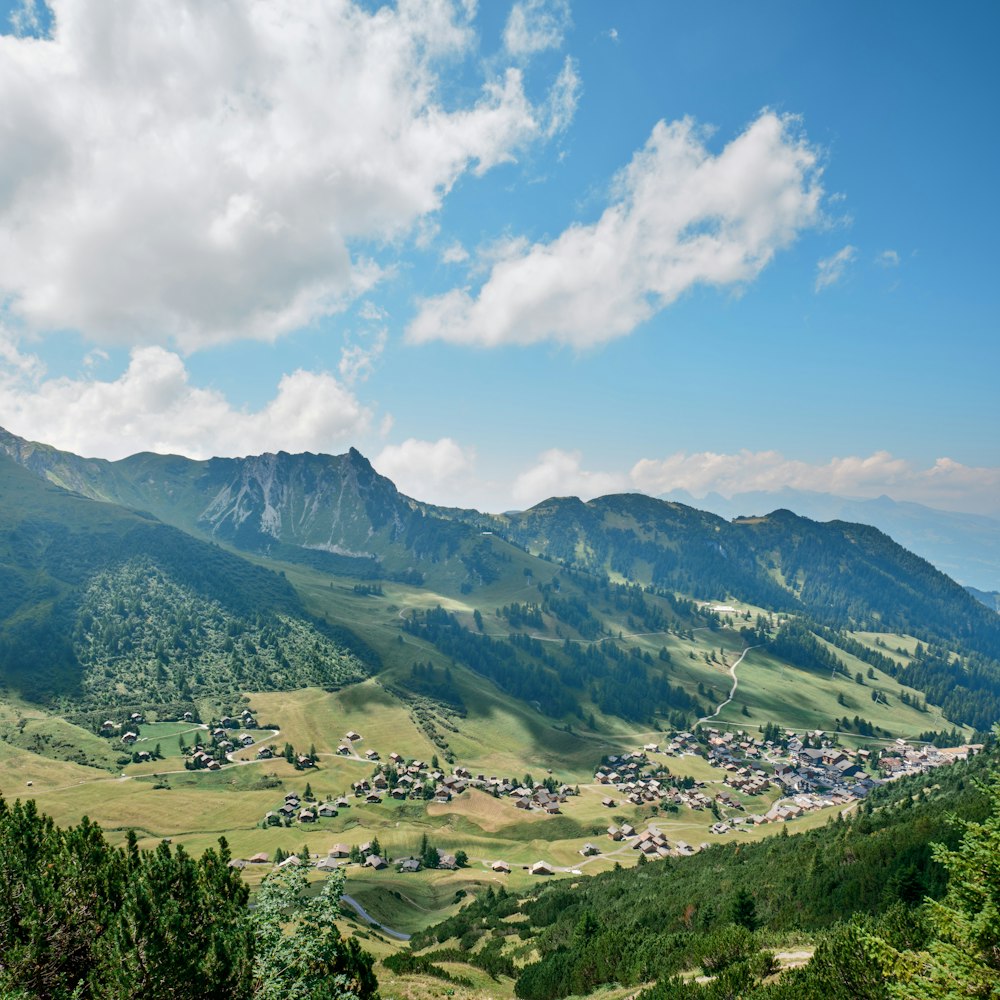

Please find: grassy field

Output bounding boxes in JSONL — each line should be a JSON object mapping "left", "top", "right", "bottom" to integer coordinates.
{"left": 0, "top": 565, "right": 976, "bottom": 985}
{"left": 713, "top": 643, "right": 959, "bottom": 739}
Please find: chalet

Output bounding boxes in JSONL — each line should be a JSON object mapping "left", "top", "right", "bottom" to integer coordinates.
{"left": 136, "top": 750, "right": 151, "bottom": 761}
{"left": 329, "top": 845, "right": 351, "bottom": 858}
{"left": 390, "top": 787, "right": 408, "bottom": 800}
{"left": 602, "top": 797, "right": 616, "bottom": 808}
{"left": 240, "top": 734, "right": 256, "bottom": 747}
{"left": 256, "top": 747, "right": 273, "bottom": 759}
{"left": 297, "top": 756, "right": 315, "bottom": 768}
{"left": 207, "top": 760, "right": 221, "bottom": 771}
{"left": 315, "top": 858, "right": 341, "bottom": 872}
{"left": 398, "top": 859, "right": 421, "bottom": 873}
{"left": 121, "top": 732, "right": 138, "bottom": 745}
{"left": 337, "top": 744, "right": 352, "bottom": 755}
{"left": 335, "top": 797, "right": 350, "bottom": 809}
{"left": 248, "top": 852, "right": 269, "bottom": 864}
{"left": 265, "top": 811, "right": 281, "bottom": 826}
{"left": 182, "top": 712, "right": 194, "bottom": 721}
{"left": 345, "top": 731, "right": 362, "bottom": 741}
{"left": 365, "top": 792, "right": 383, "bottom": 804}
{"left": 365, "top": 855, "right": 387, "bottom": 870}
{"left": 365, "top": 750, "right": 380, "bottom": 761}
{"left": 491, "top": 860, "right": 512, "bottom": 874}
{"left": 620, "top": 823, "right": 636, "bottom": 837}
{"left": 436, "top": 850, "right": 458, "bottom": 870}
{"left": 579, "top": 843, "right": 601, "bottom": 857}
{"left": 530, "top": 861, "right": 555, "bottom": 876}
{"left": 607, "top": 826, "right": 623, "bottom": 841}
{"left": 298, "top": 809, "right": 316, "bottom": 823}
{"left": 278, "top": 855, "right": 302, "bottom": 868}
{"left": 318, "top": 804, "right": 338, "bottom": 818}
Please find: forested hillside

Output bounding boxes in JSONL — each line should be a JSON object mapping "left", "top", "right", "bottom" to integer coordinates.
{"left": 0, "top": 456, "right": 375, "bottom": 705}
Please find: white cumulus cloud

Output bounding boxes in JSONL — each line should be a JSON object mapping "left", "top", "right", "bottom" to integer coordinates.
{"left": 0, "top": 0, "right": 572, "bottom": 351}
{"left": 512, "top": 449, "right": 627, "bottom": 507}
{"left": 815, "top": 244, "right": 858, "bottom": 290}
{"left": 0, "top": 345, "right": 372, "bottom": 459}
{"left": 373, "top": 437, "right": 476, "bottom": 502}
{"left": 407, "top": 111, "right": 824, "bottom": 349}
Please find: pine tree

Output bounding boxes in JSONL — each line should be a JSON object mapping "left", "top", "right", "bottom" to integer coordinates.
{"left": 729, "top": 888, "right": 758, "bottom": 932}
{"left": 878, "top": 767, "right": 1000, "bottom": 997}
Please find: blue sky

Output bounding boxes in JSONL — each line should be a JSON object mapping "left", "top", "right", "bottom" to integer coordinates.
{"left": 0, "top": 0, "right": 997, "bottom": 514}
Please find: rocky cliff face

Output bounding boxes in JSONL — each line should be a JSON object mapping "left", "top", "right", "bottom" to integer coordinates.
{"left": 196, "top": 448, "right": 413, "bottom": 557}
{"left": 0, "top": 428, "right": 462, "bottom": 568}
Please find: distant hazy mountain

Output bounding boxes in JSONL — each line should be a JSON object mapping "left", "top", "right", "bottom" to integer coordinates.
{"left": 967, "top": 587, "right": 1000, "bottom": 613}
{"left": 661, "top": 487, "right": 1000, "bottom": 591}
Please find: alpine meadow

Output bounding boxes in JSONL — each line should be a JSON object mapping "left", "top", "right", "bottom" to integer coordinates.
{"left": 0, "top": 2, "right": 997, "bottom": 999}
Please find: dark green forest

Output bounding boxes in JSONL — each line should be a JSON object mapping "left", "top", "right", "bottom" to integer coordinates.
{"left": 0, "top": 798, "right": 378, "bottom": 1000}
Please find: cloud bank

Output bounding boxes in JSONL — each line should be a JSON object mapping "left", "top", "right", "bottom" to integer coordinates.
{"left": 0, "top": 0, "right": 574, "bottom": 351}
{"left": 0, "top": 342, "right": 372, "bottom": 459}
{"left": 630, "top": 450, "right": 1000, "bottom": 518}
{"left": 501, "top": 448, "right": 1000, "bottom": 517}
{"left": 408, "top": 111, "right": 823, "bottom": 349}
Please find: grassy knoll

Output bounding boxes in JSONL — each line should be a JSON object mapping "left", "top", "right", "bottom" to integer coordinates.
{"left": 851, "top": 630, "right": 922, "bottom": 666}
{"left": 713, "top": 644, "right": 956, "bottom": 738}
{"left": 246, "top": 682, "right": 442, "bottom": 762}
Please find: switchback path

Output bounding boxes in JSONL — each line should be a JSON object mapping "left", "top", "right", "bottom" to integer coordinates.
{"left": 697, "top": 645, "right": 763, "bottom": 724}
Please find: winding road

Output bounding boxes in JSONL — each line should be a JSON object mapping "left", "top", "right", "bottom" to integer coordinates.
{"left": 697, "top": 644, "right": 763, "bottom": 724}
{"left": 340, "top": 894, "right": 411, "bottom": 941}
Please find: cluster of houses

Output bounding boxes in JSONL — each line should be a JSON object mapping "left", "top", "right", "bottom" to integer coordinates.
{"left": 352, "top": 752, "right": 576, "bottom": 811}
{"left": 264, "top": 790, "right": 349, "bottom": 826}
{"left": 597, "top": 820, "right": 699, "bottom": 858}
{"left": 877, "top": 739, "right": 982, "bottom": 778}
{"left": 100, "top": 711, "right": 147, "bottom": 743}
{"left": 651, "top": 727, "right": 980, "bottom": 836}
{"left": 594, "top": 741, "right": 717, "bottom": 812}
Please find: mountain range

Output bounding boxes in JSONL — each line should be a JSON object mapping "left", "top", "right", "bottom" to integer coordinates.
{"left": 662, "top": 486, "right": 1000, "bottom": 592}
{"left": 2, "top": 425, "right": 1000, "bottom": 733}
